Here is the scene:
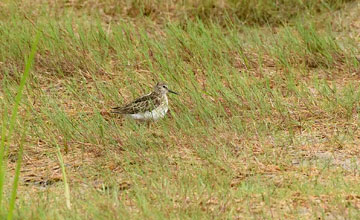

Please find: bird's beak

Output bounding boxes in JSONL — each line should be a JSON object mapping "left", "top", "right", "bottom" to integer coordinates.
{"left": 168, "top": 89, "right": 178, "bottom": 95}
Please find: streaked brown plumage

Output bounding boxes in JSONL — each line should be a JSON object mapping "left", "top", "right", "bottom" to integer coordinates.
{"left": 112, "top": 92, "right": 162, "bottom": 114}
{"left": 111, "top": 82, "right": 178, "bottom": 121}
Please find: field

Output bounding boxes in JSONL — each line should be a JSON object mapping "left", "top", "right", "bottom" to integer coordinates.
{"left": 1, "top": 0, "right": 360, "bottom": 219}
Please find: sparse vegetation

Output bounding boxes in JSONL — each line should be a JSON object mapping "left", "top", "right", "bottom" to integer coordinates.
{"left": 1, "top": 0, "right": 360, "bottom": 219}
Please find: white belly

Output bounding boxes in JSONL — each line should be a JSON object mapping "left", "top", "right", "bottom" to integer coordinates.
{"left": 129, "top": 105, "right": 168, "bottom": 121}
{"left": 128, "top": 96, "right": 169, "bottom": 121}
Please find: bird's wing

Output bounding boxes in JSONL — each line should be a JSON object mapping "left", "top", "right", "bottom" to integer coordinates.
{"left": 112, "top": 93, "right": 161, "bottom": 114}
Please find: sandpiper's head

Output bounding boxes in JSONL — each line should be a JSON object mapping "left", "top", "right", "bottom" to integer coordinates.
{"left": 154, "top": 82, "right": 178, "bottom": 95}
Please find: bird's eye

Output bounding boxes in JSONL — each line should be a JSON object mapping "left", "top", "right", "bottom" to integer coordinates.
{"left": 163, "top": 85, "right": 167, "bottom": 88}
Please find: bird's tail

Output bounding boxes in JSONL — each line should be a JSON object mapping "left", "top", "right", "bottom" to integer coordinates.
{"left": 110, "top": 107, "right": 123, "bottom": 114}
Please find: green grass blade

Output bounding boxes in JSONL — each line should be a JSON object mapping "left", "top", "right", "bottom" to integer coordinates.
{"left": 0, "top": 105, "right": 8, "bottom": 211}
{"left": 6, "top": 124, "right": 27, "bottom": 220}
{"left": 56, "top": 146, "right": 71, "bottom": 210}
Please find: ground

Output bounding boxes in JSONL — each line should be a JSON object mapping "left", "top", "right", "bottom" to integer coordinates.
{"left": 1, "top": 0, "right": 360, "bottom": 219}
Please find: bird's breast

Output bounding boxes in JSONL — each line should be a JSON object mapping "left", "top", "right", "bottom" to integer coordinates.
{"left": 129, "top": 95, "right": 169, "bottom": 121}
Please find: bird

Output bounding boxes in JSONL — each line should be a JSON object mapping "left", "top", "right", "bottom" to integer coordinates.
{"left": 111, "top": 82, "right": 178, "bottom": 121}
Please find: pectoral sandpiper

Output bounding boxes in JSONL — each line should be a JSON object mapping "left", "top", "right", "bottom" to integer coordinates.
{"left": 111, "top": 82, "right": 178, "bottom": 121}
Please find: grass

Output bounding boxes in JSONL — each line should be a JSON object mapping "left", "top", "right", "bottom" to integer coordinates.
{"left": 1, "top": 0, "right": 360, "bottom": 219}
{"left": 56, "top": 144, "right": 71, "bottom": 210}
{"left": 0, "top": 31, "right": 39, "bottom": 219}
